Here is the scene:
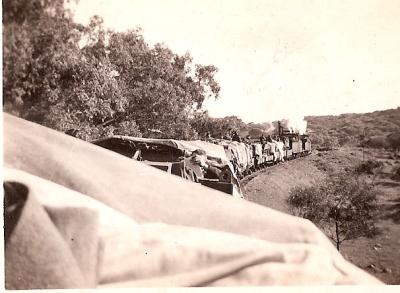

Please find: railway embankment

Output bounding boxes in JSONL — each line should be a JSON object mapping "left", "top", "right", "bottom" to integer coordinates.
{"left": 243, "top": 154, "right": 324, "bottom": 213}
{"left": 244, "top": 147, "right": 400, "bottom": 284}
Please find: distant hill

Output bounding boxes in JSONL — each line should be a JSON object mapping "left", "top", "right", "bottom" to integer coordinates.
{"left": 199, "top": 108, "right": 399, "bottom": 148}
{"left": 305, "top": 107, "right": 400, "bottom": 148}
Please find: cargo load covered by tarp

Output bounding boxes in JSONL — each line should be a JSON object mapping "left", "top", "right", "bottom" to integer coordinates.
{"left": 94, "top": 136, "right": 230, "bottom": 162}
{"left": 215, "top": 141, "right": 253, "bottom": 174}
{"left": 253, "top": 143, "right": 263, "bottom": 158}
{"left": 182, "top": 140, "right": 230, "bottom": 163}
{"left": 252, "top": 143, "right": 264, "bottom": 164}
{"left": 265, "top": 142, "right": 277, "bottom": 158}
{"left": 211, "top": 140, "right": 241, "bottom": 173}
{"left": 93, "top": 136, "right": 236, "bottom": 178}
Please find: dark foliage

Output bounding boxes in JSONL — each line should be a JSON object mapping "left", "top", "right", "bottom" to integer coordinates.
{"left": 355, "top": 160, "right": 384, "bottom": 175}
{"left": 288, "top": 174, "right": 379, "bottom": 251}
{"left": 3, "top": 0, "right": 220, "bottom": 140}
{"left": 392, "top": 165, "right": 400, "bottom": 181}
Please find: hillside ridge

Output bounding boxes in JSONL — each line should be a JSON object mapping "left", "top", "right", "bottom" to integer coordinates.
{"left": 305, "top": 107, "right": 400, "bottom": 148}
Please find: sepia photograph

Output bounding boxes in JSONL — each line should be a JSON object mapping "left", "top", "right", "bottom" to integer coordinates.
{"left": 3, "top": 0, "right": 400, "bottom": 289}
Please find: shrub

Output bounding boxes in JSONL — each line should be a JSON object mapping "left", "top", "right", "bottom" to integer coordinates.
{"left": 386, "top": 132, "right": 400, "bottom": 151}
{"left": 366, "top": 136, "right": 389, "bottom": 148}
{"left": 355, "top": 160, "right": 384, "bottom": 175}
{"left": 392, "top": 165, "right": 400, "bottom": 181}
{"left": 288, "top": 174, "right": 378, "bottom": 251}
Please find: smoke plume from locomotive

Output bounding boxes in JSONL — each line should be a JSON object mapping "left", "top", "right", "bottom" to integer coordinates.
{"left": 282, "top": 117, "right": 308, "bottom": 135}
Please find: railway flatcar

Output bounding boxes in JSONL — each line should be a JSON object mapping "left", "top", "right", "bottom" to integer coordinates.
{"left": 212, "top": 140, "right": 255, "bottom": 178}
{"left": 92, "top": 136, "right": 242, "bottom": 198}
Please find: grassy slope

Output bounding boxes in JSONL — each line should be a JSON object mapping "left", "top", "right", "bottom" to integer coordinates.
{"left": 243, "top": 148, "right": 400, "bottom": 284}
{"left": 305, "top": 107, "right": 400, "bottom": 147}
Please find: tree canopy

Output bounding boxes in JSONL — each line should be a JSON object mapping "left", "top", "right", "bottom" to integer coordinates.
{"left": 3, "top": 0, "right": 220, "bottom": 140}
{"left": 190, "top": 111, "right": 250, "bottom": 139}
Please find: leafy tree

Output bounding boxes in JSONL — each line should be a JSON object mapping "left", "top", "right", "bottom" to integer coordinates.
{"left": 208, "top": 116, "right": 247, "bottom": 138}
{"left": 3, "top": 0, "right": 220, "bottom": 140}
{"left": 3, "top": 1, "right": 130, "bottom": 139}
{"left": 386, "top": 132, "right": 400, "bottom": 153}
{"left": 287, "top": 174, "right": 378, "bottom": 251}
{"left": 309, "top": 133, "right": 339, "bottom": 150}
{"left": 3, "top": 0, "right": 70, "bottom": 118}
{"left": 189, "top": 110, "right": 212, "bottom": 138}
{"left": 248, "top": 127, "right": 263, "bottom": 137}
{"left": 365, "top": 136, "right": 388, "bottom": 148}
{"left": 392, "top": 165, "right": 400, "bottom": 181}
{"left": 106, "top": 31, "right": 219, "bottom": 139}
{"left": 355, "top": 160, "right": 384, "bottom": 175}
{"left": 190, "top": 112, "right": 247, "bottom": 139}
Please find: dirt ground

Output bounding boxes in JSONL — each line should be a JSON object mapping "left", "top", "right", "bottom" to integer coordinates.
{"left": 243, "top": 147, "right": 400, "bottom": 285}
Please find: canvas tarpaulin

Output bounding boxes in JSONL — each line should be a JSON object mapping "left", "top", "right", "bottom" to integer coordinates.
{"left": 95, "top": 136, "right": 231, "bottom": 165}
{"left": 93, "top": 136, "right": 237, "bottom": 179}
{"left": 253, "top": 143, "right": 263, "bottom": 158}
{"left": 3, "top": 113, "right": 382, "bottom": 288}
{"left": 212, "top": 140, "right": 252, "bottom": 174}
{"left": 178, "top": 139, "right": 238, "bottom": 179}
{"left": 225, "top": 141, "right": 253, "bottom": 173}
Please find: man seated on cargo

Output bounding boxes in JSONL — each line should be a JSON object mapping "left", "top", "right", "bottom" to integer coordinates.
{"left": 190, "top": 149, "right": 224, "bottom": 180}
{"left": 232, "top": 131, "right": 241, "bottom": 142}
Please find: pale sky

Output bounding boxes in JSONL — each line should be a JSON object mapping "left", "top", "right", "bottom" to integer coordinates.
{"left": 70, "top": 0, "right": 400, "bottom": 123}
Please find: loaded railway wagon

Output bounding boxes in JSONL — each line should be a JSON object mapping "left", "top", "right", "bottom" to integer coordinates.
{"left": 92, "top": 136, "right": 243, "bottom": 198}
{"left": 208, "top": 120, "right": 313, "bottom": 172}
{"left": 213, "top": 140, "right": 254, "bottom": 178}
{"left": 207, "top": 132, "right": 311, "bottom": 179}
